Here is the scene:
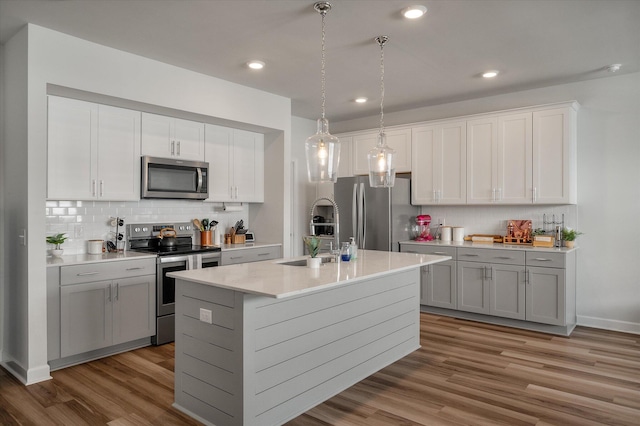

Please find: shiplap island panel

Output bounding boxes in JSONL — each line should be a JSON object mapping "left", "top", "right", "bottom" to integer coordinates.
{"left": 168, "top": 250, "right": 449, "bottom": 426}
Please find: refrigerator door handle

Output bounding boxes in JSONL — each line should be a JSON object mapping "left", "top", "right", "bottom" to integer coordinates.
{"left": 360, "top": 182, "right": 366, "bottom": 248}
{"left": 352, "top": 183, "right": 358, "bottom": 244}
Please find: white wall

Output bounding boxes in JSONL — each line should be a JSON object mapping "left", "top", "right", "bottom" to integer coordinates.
{"left": 333, "top": 72, "right": 640, "bottom": 334}
{"left": 2, "top": 23, "right": 292, "bottom": 384}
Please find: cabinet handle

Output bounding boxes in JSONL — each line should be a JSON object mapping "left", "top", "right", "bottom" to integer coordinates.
{"left": 235, "top": 186, "right": 239, "bottom": 199}
{"left": 495, "top": 256, "right": 513, "bottom": 260}
{"left": 492, "top": 188, "right": 496, "bottom": 202}
{"left": 77, "top": 271, "right": 100, "bottom": 276}
{"left": 229, "top": 256, "right": 243, "bottom": 260}
{"left": 126, "top": 267, "right": 144, "bottom": 271}
{"left": 92, "top": 179, "right": 97, "bottom": 197}
{"left": 533, "top": 258, "right": 552, "bottom": 262}
{"left": 171, "top": 140, "right": 175, "bottom": 155}
{"left": 100, "top": 180, "right": 104, "bottom": 197}
{"left": 115, "top": 283, "right": 119, "bottom": 301}
{"left": 404, "top": 250, "right": 418, "bottom": 253}
{"left": 532, "top": 187, "right": 538, "bottom": 202}
{"left": 498, "top": 187, "right": 503, "bottom": 201}
{"left": 433, "top": 251, "right": 448, "bottom": 255}
{"left": 525, "top": 270, "right": 531, "bottom": 284}
{"left": 257, "top": 253, "right": 270, "bottom": 256}
{"left": 107, "top": 285, "right": 111, "bottom": 302}
{"left": 461, "top": 254, "right": 479, "bottom": 257}
{"left": 177, "top": 141, "right": 181, "bottom": 156}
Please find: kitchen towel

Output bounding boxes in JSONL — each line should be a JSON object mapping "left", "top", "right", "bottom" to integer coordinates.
{"left": 453, "top": 227, "right": 464, "bottom": 242}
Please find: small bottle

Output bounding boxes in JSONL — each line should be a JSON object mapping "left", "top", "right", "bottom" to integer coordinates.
{"left": 349, "top": 237, "right": 358, "bottom": 260}
{"left": 340, "top": 242, "right": 351, "bottom": 262}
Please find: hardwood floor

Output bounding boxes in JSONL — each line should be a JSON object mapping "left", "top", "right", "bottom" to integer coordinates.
{"left": 1, "top": 314, "right": 639, "bottom": 425}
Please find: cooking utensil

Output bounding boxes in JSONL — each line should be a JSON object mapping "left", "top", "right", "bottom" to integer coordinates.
{"left": 158, "top": 227, "right": 178, "bottom": 248}
{"left": 193, "top": 218, "right": 203, "bottom": 231}
{"left": 202, "top": 218, "right": 209, "bottom": 230}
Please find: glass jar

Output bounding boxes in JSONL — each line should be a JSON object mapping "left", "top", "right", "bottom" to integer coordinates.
{"left": 340, "top": 242, "right": 351, "bottom": 262}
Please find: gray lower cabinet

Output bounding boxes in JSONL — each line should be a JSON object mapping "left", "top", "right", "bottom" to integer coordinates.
{"left": 221, "top": 245, "right": 281, "bottom": 265}
{"left": 399, "top": 244, "right": 456, "bottom": 308}
{"left": 51, "top": 258, "right": 156, "bottom": 363}
{"left": 401, "top": 243, "right": 576, "bottom": 334}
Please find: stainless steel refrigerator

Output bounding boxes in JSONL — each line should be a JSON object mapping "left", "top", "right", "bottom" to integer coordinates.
{"left": 334, "top": 176, "right": 419, "bottom": 252}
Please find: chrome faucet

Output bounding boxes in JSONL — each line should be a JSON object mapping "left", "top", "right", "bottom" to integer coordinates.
{"left": 309, "top": 197, "right": 339, "bottom": 252}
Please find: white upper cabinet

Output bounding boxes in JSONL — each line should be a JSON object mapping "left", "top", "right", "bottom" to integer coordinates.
{"left": 533, "top": 106, "right": 577, "bottom": 204}
{"left": 204, "top": 124, "right": 264, "bottom": 202}
{"left": 412, "top": 121, "right": 467, "bottom": 205}
{"left": 467, "top": 112, "right": 532, "bottom": 204}
{"left": 141, "top": 113, "right": 205, "bottom": 161}
{"left": 47, "top": 96, "right": 141, "bottom": 201}
{"left": 352, "top": 128, "right": 411, "bottom": 175}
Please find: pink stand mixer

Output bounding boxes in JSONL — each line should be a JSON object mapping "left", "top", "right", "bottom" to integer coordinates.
{"left": 415, "top": 215, "right": 433, "bottom": 241}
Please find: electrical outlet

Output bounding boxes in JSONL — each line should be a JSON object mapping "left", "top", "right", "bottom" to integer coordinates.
{"left": 436, "top": 217, "right": 445, "bottom": 227}
{"left": 199, "top": 308, "right": 213, "bottom": 324}
{"left": 74, "top": 225, "right": 84, "bottom": 238}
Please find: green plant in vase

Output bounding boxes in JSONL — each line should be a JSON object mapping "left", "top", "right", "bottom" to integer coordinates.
{"left": 561, "top": 228, "right": 583, "bottom": 248}
{"left": 46, "top": 233, "right": 68, "bottom": 257}
{"left": 303, "top": 236, "right": 320, "bottom": 258}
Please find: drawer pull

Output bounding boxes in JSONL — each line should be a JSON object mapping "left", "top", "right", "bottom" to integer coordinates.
{"left": 461, "top": 254, "right": 479, "bottom": 257}
{"left": 258, "top": 253, "right": 270, "bottom": 256}
{"left": 405, "top": 250, "right": 418, "bottom": 253}
{"left": 230, "top": 256, "right": 243, "bottom": 260}
{"left": 126, "top": 267, "right": 144, "bottom": 271}
{"left": 495, "top": 256, "right": 513, "bottom": 260}
{"left": 433, "top": 251, "right": 448, "bottom": 255}
{"left": 534, "top": 258, "right": 552, "bottom": 261}
{"left": 77, "top": 271, "right": 100, "bottom": 276}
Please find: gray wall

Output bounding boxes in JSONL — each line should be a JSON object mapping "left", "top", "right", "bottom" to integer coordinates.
{"left": 332, "top": 72, "right": 640, "bottom": 334}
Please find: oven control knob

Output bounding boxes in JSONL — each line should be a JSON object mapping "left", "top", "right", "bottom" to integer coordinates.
{"left": 178, "top": 225, "right": 184, "bottom": 231}
{"left": 142, "top": 227, "right": 148, "bottom": 232}
{"left": 134, "top": 227, "right": 141, "bottom": 233}
{"left": 186, "top": 225, "right": 191, "bottom": 230}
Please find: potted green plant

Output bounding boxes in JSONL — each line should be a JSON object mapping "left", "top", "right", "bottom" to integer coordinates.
{"left": 46, "top": 233, "right": 68, "bottom": 257}
{"left": 561, "top": 228, "right": 582, "bottom": 248}
{"left": 303, "top": 236, "right": 322, "bottom": 268}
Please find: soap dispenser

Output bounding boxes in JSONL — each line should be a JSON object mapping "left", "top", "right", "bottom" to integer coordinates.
{"left": 349, "top": 237, "right": 358, "bottom": 260}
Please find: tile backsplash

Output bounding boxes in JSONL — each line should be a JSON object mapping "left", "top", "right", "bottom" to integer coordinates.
{"left": 419, "top": 204, "right": 578, "bottom": 236}
{"left": 46, "top": 199, "right": 249, "bottom": 254}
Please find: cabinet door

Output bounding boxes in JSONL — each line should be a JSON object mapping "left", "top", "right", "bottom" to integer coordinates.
{"left": 47, "top": 96, "right": 98, "bottom": 200}
{"left": 141, "top": 112, "right": 173, "bottom": 158}
{"left": 412, "top": 121, "right": 466, "bottom": 205}
{"left": 467, "top": 117, "right": 498, "bottom": 204}
{"left": 337, "top": 136, "right": 352, "bottom": 178}
{"left": 532, "top": 107, "right": 576, "bottom": 204}
{"left": 353, "top": 129, "right": 411, "bottom": 175}
{"left": 457, "top": 261, "right": 490, "bottom": 314}
{"left": 112, "top": 275, "right": 155, "bottom": 344}
{"left": 97, "top": 105, "right": 141, "bottom": 200}
{"left": 204, "top": 124, "right": 233, "bottom": 201}
{"left": 526, "top": 266, "right": 565, "bottom": 325}
{"left": 497, "top": 113, "right": 532, "bottom": 204}
{"left": 489, "top": 264, "right": 525, "bottom": 320}
{"left": 173, "top": 118, "right": 205, "bottom": 161}
{"left": 60, "top": 281, "right": 112, "bottom": 357}
{"left": 233, "top": 129, "right": 264, "bottom": 202}
{"left": 423, "top": 261, "right": 457, "bottom": 309}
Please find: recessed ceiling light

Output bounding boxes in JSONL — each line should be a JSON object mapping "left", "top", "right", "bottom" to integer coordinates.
{"left": 606, "top": 64, "right": 622, "bottom": 73}
{"left": 247, "top": 60, "right": 265, "bottom": 70}
{"left": 402, "top": 5, "right": 427, "bottom": 19}
{"left": 482, "top": 70, "right": 499, "bottom": 78}
{"left": 355, "top": 97, "right": 368, "bottom": 103}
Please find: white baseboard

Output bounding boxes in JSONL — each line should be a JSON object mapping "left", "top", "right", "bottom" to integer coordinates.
{"left": 1, "top": 358, "right": 52, "bottom": 385}
{"left": 577, "top": 315, "right": 640, "bottom": 335}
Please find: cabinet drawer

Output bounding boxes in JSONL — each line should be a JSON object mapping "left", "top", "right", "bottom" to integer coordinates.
{"left": 61, "top": 258, "right": 156, "bottom": 285}
{"left": 526, "top": 251, "right": 565, "bottom": 268}
{"left": 457, "top": 248, "right": 524, "bottom": 265}
{"left": 222, "top": 246, "right": 281, "bottom": 265}
{"left": 400, "top": 244, "right": 456, "bottom": 259}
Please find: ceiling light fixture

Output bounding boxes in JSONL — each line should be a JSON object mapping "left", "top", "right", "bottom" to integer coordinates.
{"left": 402, "top": 5, "right": 427, "bottom": 19}
{"left": 367, "top": 35, "right": 396, "bottom": 188}
{"left": 607, "top": 64, "right": 622, "bottom": 73}
{"left": 305, "top": 1, "right": 340, "bottom": 183}
{"left": 247, "top": 60, "right": 265, "bottom": 70}
{"left": 482, "top": 70, "right": 499, "bottom": 78}
{"left": 355, "top": 97, "right": 368, "bottom": 103}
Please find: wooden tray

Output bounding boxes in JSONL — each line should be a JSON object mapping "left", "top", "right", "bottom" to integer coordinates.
{"left": 464, "top": 234, "right": 504, "bottom": 243}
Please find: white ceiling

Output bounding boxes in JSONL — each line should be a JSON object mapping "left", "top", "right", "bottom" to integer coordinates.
{"left": 1, "top": 0, "right": 639, "bottom": 122}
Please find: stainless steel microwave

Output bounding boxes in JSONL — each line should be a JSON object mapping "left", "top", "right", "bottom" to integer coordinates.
{"left": 141, "top": 156, "right": 208, "bottom": 200}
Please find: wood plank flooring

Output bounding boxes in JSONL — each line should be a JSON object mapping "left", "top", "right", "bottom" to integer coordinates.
{"left": 1, "top": 313, "right": 639, "bottom": 425}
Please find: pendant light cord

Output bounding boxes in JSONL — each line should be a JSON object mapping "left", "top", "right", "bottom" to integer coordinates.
{"left": 320, "top": 9, "right": 327, "bottom": 120}
{"left": 379, "top": 38, "right": 385, "bottom": 137}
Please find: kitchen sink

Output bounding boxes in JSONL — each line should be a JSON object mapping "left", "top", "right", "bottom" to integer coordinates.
{"left": 278, "top": 257, "right": 333, "bottom": 267}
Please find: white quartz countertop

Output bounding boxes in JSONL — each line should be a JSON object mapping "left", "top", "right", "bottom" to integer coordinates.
{"left": 399, "top": 240, "right": 577, "bottom": 253}
{"left": 46, "top": 251, "right": 156, "bottom": 267}
{"left": 219, "top": 242, "right": 282, "bottom": 251}
{"left": 168, "top": 249, "right": 449, "bottom": 299}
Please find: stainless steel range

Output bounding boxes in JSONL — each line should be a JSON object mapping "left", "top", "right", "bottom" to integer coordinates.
{"left": 127, "top": 222, "right": 221, "bottom": 345}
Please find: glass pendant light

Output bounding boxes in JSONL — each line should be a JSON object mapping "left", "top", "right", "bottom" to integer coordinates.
{"left": 305, "top": 1, "right": 340, "bottom": 183}
{"left": 368, "top": 35, "right": 396, "bottom": 188}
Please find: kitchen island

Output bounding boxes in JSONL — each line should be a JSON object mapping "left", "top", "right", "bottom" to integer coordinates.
{"left": 168, "top": 250, "right": 449, "bottom": 426}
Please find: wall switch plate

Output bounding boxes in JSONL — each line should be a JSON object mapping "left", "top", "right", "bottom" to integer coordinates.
{"left": 436, "top": 218, "right": 445, "bottom": 226}
{"left": 199, "top": 308, "right": 212, "bottom": 324}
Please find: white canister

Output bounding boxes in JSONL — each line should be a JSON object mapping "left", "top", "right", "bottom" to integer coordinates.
{"left": 452, "top": 227, "right": 465, "bottom": 242}
{"left": 87, "top": 239, "right": 104, "bottom": 254}
{"left": 440, "top": 226, "right": 452, "bottom": 241}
